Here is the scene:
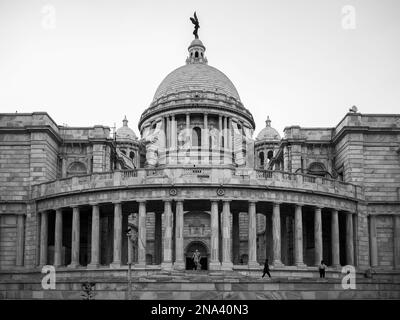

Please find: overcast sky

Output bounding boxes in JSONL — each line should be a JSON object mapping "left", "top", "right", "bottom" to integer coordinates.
{"left": 0, "top": 0, "right": 399, "bottom": 136}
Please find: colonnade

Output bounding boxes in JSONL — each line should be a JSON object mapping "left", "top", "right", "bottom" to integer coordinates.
{"left": 37, "top": 200, "right": 356, "bottom": 270}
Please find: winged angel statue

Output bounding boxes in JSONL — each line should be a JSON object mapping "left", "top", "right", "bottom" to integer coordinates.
{"left": 190, "top": 12, "right": 200, "bottom": 39}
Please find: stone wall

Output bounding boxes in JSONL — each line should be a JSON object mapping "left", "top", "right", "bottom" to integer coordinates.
{"left": 376, "top": 216, "right": 394, "bottom": 268}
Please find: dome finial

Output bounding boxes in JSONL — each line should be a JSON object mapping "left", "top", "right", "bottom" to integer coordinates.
{"left": 123, "top": 116, "right": 128, "bottom": 126}
{"left": 190, "top": 12, "right": 200, "bottom": 39}
{"left": 266, "top": 116, "right": 271, "bottom": 127}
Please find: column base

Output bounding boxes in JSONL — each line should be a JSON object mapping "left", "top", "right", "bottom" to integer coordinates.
{"left": 161, "top": 262, "right": 173, "bottom": 271}
{"left": 220, "top": 261, "right": 233, "bottom": 271}
{"left": 295, "top": 262, "right": 307, "bottom": 268}
{"left": 67, "top": 263, "right": 80, "bottom": 269}
{"left": 248, "top": 261, "right": 261, "bottom": 269}
{"left": 272, "top": 260, "right": 284, "bottom": 268}
{"left": 110, "top": 262, "right": 121, "bottom": 269}
{"left": 209, "top": 261, "right": 221, "bottom": 271}
{"left": 135, "top": 263, "right": 146, "bottom": 269}
{"left": 173, "top": 261, "right": 185, "bottom": 271}
{"left": 87, "top": 263, "right": 100, "bottom": 269}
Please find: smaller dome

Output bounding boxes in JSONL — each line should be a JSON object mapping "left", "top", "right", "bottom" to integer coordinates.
{"left": 189, "top": 38, "right": 205, "bottom": 49}
{"left": 116, "top": 116, "right": 137, "bottom": 140}
{"left": 256, "top": 116, "right": 281, "bottom": 141}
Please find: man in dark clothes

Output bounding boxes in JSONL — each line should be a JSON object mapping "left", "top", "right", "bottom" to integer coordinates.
{"left": 262, "top": 259, "right": 271, "bottom": 278}
{"left": 318, "top": 260, "right": 327, "bottom": 278}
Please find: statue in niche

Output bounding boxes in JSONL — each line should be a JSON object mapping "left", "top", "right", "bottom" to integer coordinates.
{"left": 232, "top": 122, "right": 245, "bottom": 166}
{"left": 208, "top": 123, "right": 219, "bottom": 149}
{"left": 243, "top": 126, "right": 255, "bottom": 168}
{"left": 140, "top": 119, "right": 165, "bottom": 167}
{"left": 190, "top": 12, "right": 200, "bottom": 39}
{"left": 177, "top": 124, "right": 192, "bottom": 164}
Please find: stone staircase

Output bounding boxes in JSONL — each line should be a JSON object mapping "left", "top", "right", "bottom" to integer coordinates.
{"left": 0, "top": 269, "right": 399, "bottom": 299}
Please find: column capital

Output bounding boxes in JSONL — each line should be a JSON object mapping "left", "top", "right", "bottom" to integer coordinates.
{"left": 54, "top": 207, "right": 64, "bottom": 212}
{"left": 295, "top": 203, "right": 304, "bottom": 208}
{"left": 137, "top": 199, "right": 147, "bottom": 204}
{"left": 248, "top": 200, "right": 257, "bottom": 204}
{"left": 272, "top": 201, "right": 282, "bottom": 206}
{"left": 89, "top": 202, "right": 99, "bottom": 207}
{"left": 112, "top": 200, "right": 122, "bottom": 205}
{"left": 314, "top": 205, "right": 324, "bottom": 210}
{"left": 70, "top": 205, "right": 80, "bottom": 209}
{"left": 163, "top": 199, "right": 172, "bottom": 203}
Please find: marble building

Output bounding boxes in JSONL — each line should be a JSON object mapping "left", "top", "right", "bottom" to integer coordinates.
{"left": 0, "top": 32, "right": 399, "bottom": 299}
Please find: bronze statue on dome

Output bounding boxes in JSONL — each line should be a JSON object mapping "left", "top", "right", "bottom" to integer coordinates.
{"left": 190, "top": 11, "right": 200, "bottom": 39}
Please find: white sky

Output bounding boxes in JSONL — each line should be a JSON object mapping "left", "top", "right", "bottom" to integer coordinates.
{"left": 0, "top": 0, "right": 399, "bottom": 136}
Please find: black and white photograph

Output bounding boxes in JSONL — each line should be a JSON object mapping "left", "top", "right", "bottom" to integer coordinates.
{"left": 0, "top": 0, "right": 399, "bottom": 313}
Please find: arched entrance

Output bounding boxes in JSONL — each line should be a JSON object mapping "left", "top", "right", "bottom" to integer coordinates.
{"left": 185, "top": 241, "right": 208, "bottom": 270}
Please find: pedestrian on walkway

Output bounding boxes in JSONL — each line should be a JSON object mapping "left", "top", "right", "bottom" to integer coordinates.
{"left": 262, "top": 259, "right": 271, "bottom": 278}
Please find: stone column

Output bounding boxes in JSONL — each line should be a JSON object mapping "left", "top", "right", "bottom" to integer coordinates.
{"left": 294, "top": 204, "right": 305, "bottom": 267}
{"left": 39, "top": 211, "right": 48, "bottom": 266}
{"left": 174, "top": 200, "right": 185, "bottom": 270}
{"left": 394, "top": 215, "right": 400, "bottom": 270}
{"left": 248, "top": 201, "right": 259, "bottom": 268}
{"left": 162, "top": 200, "right": 173, "bottom": 270}
{"left": 228, "top": 117, "right": 233, "bottom": 151}
{"left": 221, "top": 200, "right": 233, "bottom": 270}
{"left": 15, "top": 214, "right": 25, "bottom": 267}
{"left": 314, "top": 206, "right": 323, "bottom": 266}
{"left": 166, "top": 116, "right": 171, "bottom": 149}
{"left": 155, "top": 212, "right": 162, "bottom": 264}
{"left": 68, "top": 206, "right": 80, "bottom": 268}
{"left": 218, "top": 115, "right": 223, "bottom": 148}
{"left": 137, "top": 201, "right": 147, "bottom": 267}
{"left": 331, "top": 209, "right": 340, "bottom": 268}
{"left": 232, "top": 211, "right": 240, "bottom": 264}
{"left": 186, "top": 113, "right": 190, "bottom": 129}
{"left": 171, "top": 114, "right": 177, "bottom": 158}
{"left": 88, "top": 204, "right": 100, "bottom": 268}
{"left": 111, "top": 202, "right": 122, "bottom": 268}
{"left": 272, "top": 202, "right": 283, "bottom": 266}
{"left": 223, "top": 116, "right": 228, "bottom": 149}
{"left": 202, "top": 113, "right": 208, "bottom": 164}
{"left": 210, "top": 200, "right": 221, "bottom": 270}
{"left": 369, "top": 215, "right": 378, "bottom": 267}
{"left": 54, "top": 208, "right": 63, "bottom": 267}
{"left": 346, "top": 212, "right": 354, "bottom": 265}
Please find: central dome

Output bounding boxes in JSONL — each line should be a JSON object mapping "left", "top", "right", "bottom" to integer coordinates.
{"left": 153, "top": 63, "right": 241, "bottom": 103}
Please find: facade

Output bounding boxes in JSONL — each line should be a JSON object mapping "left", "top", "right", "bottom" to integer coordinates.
{"left": 0, "top": 34, "right": 400, "bottom": 296}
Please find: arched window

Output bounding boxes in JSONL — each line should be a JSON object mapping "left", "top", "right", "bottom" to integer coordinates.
{"left": 259, "top": 152, "right": 265, "bottom": 167}
{"left": 308, "top": 162, "right": 326, "bottom": 177}
{"left": 192, "top": 127, "right": 201, "bottom": 147}
{"left": 195, "top": 51, "right": 199, "bottom": 58}
{"left": 67, "top": 161, "right": 87, "bottom": 177}
{"left": 129, "top": 151, "right": 135, "bottom": 160}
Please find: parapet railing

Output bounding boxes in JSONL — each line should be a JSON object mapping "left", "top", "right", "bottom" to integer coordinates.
{"left": 31, "top": 167, "right": 363, "bottom": 200}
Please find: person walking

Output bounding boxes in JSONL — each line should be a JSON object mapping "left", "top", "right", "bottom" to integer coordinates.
{"left": 318, "top": 260, "right": 327, "bottom": 278}
{"left": 262, "top": 259, "right": 271, "bottom": 278}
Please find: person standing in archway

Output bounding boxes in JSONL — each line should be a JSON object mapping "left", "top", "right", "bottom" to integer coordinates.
{"left": 192, "top": 249, "right": 201, "bottom": 270}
